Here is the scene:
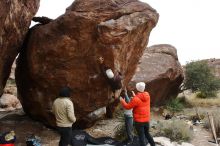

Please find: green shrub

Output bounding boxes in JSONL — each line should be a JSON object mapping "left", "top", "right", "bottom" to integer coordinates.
{"left": 6, "top": 79, "right": 16, "bottom": 85}
{"left": 196, "top": 91, "right": 218, "bottom": 98}
{"left": 166, "top": 98, "right": 184, "bottom": 112}
{"left": 196, "top": 92, "right": 207, "bottom": 98}
{"left": 155, "top": 120, "right": 193, "bottom": 142}
{"left": 184, "top": 61, "right": 220, "bottom": 97}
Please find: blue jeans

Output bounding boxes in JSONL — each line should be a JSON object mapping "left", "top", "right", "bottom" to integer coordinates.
{"left": 124, "top": 115, "right": 134, "bottom": 142}
{"left": 135, "top": 122, "right": 155, "bottom": 146}
{"left": 57, "top": 127, "right": 74, "bottom": 146}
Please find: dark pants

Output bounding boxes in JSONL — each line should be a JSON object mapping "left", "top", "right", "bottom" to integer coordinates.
{"left": 124, "top": 115, "right": 134, "bottom": 142}
{"left": 57, "top": 126, "right": 74, "bottom": 146}
{"left": 135, "top": 122, "right": 155, "bottom": 146}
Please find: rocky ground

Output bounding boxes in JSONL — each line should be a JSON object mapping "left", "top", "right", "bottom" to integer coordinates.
{"left": 183, "top": 107, "right": 219, "bottom": 146}
{"left": 0, "top": 106, "right": 218, "bottom": 146}
{"left": 0, "top": 109, "right": 59, "bottom": 146}
{"left": 0, "top": 79, "right": 219, "bottom": 146}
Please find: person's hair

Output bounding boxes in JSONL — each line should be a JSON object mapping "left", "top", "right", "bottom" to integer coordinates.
{"left": 120, "top": 89, "right": 125, "bottom": 97}
{"left": 59, "top": 87, "right": 72, "bottom": 97}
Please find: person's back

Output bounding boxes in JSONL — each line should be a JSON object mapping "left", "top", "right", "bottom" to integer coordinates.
{"left": 53, "top": 97, "right": 76, "bottom": 127}
{"left": 132, "top": 92, "right": 150, "bottom": 123}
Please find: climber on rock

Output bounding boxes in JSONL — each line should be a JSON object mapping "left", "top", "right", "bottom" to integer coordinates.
{"left": 98, "top": 56, "right": 122, "bottom": 99}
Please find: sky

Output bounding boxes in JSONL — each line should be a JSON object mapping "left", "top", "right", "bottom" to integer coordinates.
{"left": 35, "top": 0, "right": 220, "bottom": 65}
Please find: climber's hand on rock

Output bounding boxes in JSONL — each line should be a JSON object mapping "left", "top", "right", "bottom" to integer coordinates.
{"left": 98, "top": 56, "right": 104, "bottom": 64}
{"left": 132, "top": 91, "right": 136, "bottom": 97}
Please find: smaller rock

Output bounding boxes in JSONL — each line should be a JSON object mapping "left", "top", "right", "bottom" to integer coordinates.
{"left": 0, "top": 106, "right": 15, "bottom": 112}
{"left": 92, "top": 129, "right": 103, "bottom": 133}
{"left": 150, "top": 120, "right": 158, "bottom": 129}
{"left": 154, "top": 137, "right": 173, "bottom": 146}
{"left": 87, "top": 107, "right": 106, "bottom": 121}
{"left": 193, "top": 128, "right": 198, "bottom": 132}
{"left": 181, "top": 142, "right": 194, "bottom": 146}
{"left": 154, "top": 137, "right": 194, "bottom": 146}
{"left": 15, "top": 102, "right": 22, "bottom": 109}
{"left": 4, "top": 85, "right": 17, "bottom": 96}
{"left": 175, "top": 114, "right": 189, "bottom": 120}
{"left": 9, "top": 62, "right": 16, "bottom": 80}
{"left": 0, "top": 94, "right": 22, "bottom": 110}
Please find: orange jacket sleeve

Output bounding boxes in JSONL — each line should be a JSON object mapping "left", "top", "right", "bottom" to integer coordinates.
{"left": 120, "top": 97, "right": 137, "bottom": 110}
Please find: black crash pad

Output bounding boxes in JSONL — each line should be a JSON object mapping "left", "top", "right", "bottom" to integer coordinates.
{"left": 72, "top": 130, "right": 144, "bottom": 146}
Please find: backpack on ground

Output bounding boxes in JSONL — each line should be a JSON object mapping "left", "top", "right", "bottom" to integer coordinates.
{"left": 0, "top": 130, "right": 16, "bottom": 146}
{"left": 26, "top": 135, "right": 41, "bottom": 146}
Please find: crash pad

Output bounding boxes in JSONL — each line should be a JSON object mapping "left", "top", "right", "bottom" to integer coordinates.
{"left": 72, "top": 130, "right": 144, "bottom": 146}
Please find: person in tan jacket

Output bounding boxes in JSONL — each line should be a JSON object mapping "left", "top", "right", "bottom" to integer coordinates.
{"left": 52, "top": 87, "right": 76, "bottom": 146}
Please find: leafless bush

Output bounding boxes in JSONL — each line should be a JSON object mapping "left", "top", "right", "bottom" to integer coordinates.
{"left": 204, "top": 111, "right": 220, "bottom": 138}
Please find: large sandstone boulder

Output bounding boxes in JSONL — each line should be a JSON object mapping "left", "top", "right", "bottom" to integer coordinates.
{"left": 16, "top": 0, "right": 159, "bottom": 128}
{"left": 129, "top": 44, "right": 184, "bottom": 105}
{"left": 0, "top": 0, "right": 40, "bottom": 96}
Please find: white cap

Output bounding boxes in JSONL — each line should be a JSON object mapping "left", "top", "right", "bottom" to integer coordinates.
{"left": 136, "top": 82, "right": 145, "bottom": 92}
{"left": 106, "top": 69, "right": 114, "bottom": 79}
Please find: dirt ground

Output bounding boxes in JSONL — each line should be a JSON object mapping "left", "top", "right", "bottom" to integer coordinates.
{"left": 191, "top": 125, "right": 216, "bottom": 146}
{"left": 0, "top": 109, "right": 123, "bottom": 146}
{"left": 183, "top": 106, "right": 220, "bottom": 146}
{"left": 0, "top": 110, "right": 59, "bottom": 146}
{"left": 0, "top": 106, "right": 219, "bottom": 146}
{"left": 1, "top": 83, "right": 220, "bottom": 146}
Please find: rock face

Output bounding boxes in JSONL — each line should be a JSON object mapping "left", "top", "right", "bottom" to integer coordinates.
{"left": 0, "top": 0, "right": 40, "bottom": 95}
{"left": 16, "top": 0, "right": 159, "bottom": 128}
{"left": 203, "top": 59, "right": 220, "bottom": 78}
{"left": 9, "top": 61, "right": 16, "bottom": 80}
{"left": 129, "top": 44, "right": 184, "bottom": 105}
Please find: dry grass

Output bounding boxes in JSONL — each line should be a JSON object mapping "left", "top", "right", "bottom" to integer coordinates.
{"left": 153, "top": 119, "right": 193, "bottom": 143}
{"left": 213, "top": 113, "right": 220, "bottom": 138}
{"left": 204, "top": 111, "right": 220, "bottom": 138}
{"left": 182, "top": 91, "right": 220, "bottom": 107}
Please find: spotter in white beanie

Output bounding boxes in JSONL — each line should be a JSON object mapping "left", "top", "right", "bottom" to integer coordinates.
{"left": 106, "top": 69, "right": 114, "bottom": 79}
{"left": 136, "top": 82, "right": 145, "bottom": 92}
